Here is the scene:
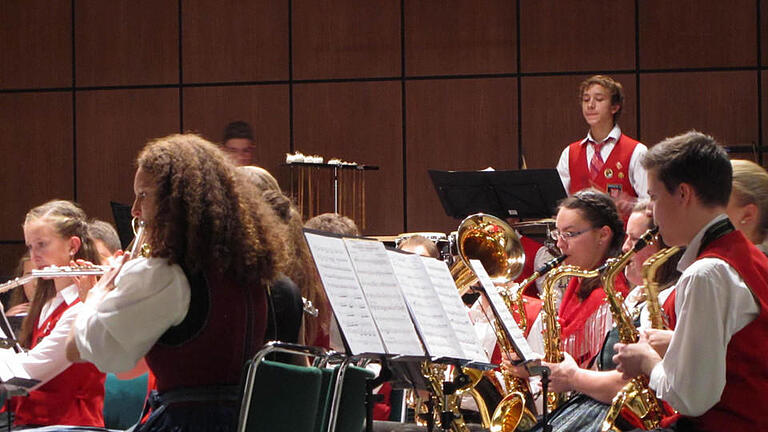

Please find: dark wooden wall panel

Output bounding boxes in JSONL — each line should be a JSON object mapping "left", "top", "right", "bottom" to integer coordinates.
{"left": 75, "top": 0, "right": 178, "bottom": 86}
{"left": 520, "top": 0, "right": 635, "bottom": 73}
{"left": 0, "top": 244, "right": 27, "bottom": 280}
{"left": 405, "top": 78, "right": 518, "bottom": 233}
{"left": 1, "top": 0, "right": 767, "bottom": 246}
{"left": 293, "top": 0, "right": 400, "bottom": 80}
{"left": 763, "top": 71, "right": 768, "bottom": 157}
{"left": 640, "top": 72, "right": 758, "bottom": 149}
{"left": 763, "top": 0, "right": 768, "bottom": 67}
{"left": 76, "top": 89, "right": 180, "bottom": 223}
{"left": 293, "top": 81, "right": 403, "bottom": 234}
{"left": 182, "top": 0, "right": 289, "bottom": 83}
{"left": 404, "top": 1, "right": 516, "bottom": 76}
{"left": 0, "top": 1, "right": 71, "bottom": 89}
{"left": 639, "top": 0, "right": 757, "bottom": 69}
{"left": 0, "top": 92, "right": 73, "bottom": 240}
{"left": 520, "top": 74, "right": 637, "bottom": 170}
{"left": 183, "top": 85, "right": 290, "bottom": 177}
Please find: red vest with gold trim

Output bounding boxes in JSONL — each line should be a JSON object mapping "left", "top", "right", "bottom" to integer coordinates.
{"left": 14, "top": 300, "right": 106, "bottom": 427}
{"left": 568, "top": 134, "right": 640, "bottom": 197}
{"left": 682, "top": 230, "right": 768, "bottom": 431}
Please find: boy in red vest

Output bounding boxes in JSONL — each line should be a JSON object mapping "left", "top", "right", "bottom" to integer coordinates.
{"left": 556, "top": 75, "right": 648, "bottom": 220}
{"left": 613, "top": 131, "right": 768, "bottom": 431}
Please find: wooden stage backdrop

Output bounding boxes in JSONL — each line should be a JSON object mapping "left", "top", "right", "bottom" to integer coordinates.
{"left": 1, "top": 0, "right": 767, "bottom": 277}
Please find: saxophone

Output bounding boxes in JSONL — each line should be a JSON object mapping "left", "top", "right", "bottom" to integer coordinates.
{"left": 420, "top": 361, "right": 468, "bottom": 432}
{"left": 490, "top": 255, "right": 567, "bottom": 432}
{"left": 540, "top": 264, "right": 603, "bottom": 412}
{"left": 601, "top": 232, "right": 678, "bottom": 432}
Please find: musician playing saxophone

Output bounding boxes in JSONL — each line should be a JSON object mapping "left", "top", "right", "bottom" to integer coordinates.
{"left": 613, "top": 132, "right": 768, "bottom": 431}
{"left": 520, "top": 202, "right": 682, "bottom": 432}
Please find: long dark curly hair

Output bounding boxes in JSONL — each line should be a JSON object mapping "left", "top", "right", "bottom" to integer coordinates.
{"left": 136, "top": 134, "right": 285, "bottom": 288}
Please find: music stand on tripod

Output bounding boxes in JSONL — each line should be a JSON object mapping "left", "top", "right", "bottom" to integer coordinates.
{"left": 428, "top": 168, "right": 566, "bottom": 221}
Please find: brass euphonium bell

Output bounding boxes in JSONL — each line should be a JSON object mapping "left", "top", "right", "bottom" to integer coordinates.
{"left": 446, "top": 213, "right": 537, "bottom": 431}
{"left": 450, "top": 214, "right": 526, "bottom": 295}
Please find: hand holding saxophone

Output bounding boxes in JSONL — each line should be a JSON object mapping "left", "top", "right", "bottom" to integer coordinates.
{"left": 542, "top": 351, "right": 579, "bottom": 393}
{"left": 642, "top": 328, "right": 673, "bottom": 357}
{"left": 612, "top": 335, "right": 662, "bottom": 381}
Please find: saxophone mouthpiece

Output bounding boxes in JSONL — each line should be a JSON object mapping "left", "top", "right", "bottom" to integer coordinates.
{"left": 634, "top": 226, "right": 660, "bottom": 253}
{"left": 536, "top": 255, "right": 567, "bottom": 274}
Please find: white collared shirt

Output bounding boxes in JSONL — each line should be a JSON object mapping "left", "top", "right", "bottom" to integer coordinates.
{"left": 74, "top": 257, "right": 190, "bottom": 373}
{"left": 648, "top": 215, "right": 760, "bottom": 416}
{"left": 556, "top": 124, "right": 649, "bottom": 198}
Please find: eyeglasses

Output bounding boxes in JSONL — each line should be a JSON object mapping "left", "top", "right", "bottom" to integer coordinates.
{"left": 549, "top": 228, "right": 594, "bottom": 242}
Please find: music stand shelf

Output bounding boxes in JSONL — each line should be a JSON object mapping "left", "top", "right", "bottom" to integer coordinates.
{"left": 429, "top": 169, "right": 566, "bottom": 221}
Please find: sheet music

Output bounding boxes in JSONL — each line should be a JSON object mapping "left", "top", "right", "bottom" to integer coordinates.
{"left": 419, "top": 257, "right": 489, "bottom": 364}
{"left": 343, "top": 239, "right": 425, "bottom": 357}
{"left": 304, "top": 232, "right": 386, "bottom": 355}
{"left": 387, "top": 251, "right": 466, "bottom": 360}
{"left": 470, "top": 260, "right": 540, "bottom": 362}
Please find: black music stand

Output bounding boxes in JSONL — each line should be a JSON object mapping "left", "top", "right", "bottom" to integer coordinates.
{"left": 110, "top": 201, "right": 134, "bottom": 250}
{"left": 428, "top": 169, "right": 566, "bottom": 220}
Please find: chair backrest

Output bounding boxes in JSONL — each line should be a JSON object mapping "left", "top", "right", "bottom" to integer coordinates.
{"left": 103, "top": 372, "right": 149, "bottom": 429}
{"left": 241, "top": 359, "right": 324, "bottom": 432}
{"left": 315, "top": 366, "right": 375, "bottom": 432}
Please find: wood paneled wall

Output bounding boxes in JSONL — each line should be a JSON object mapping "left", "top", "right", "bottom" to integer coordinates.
{"left": 1, "top": 0, "right": 767, "bottom": 277}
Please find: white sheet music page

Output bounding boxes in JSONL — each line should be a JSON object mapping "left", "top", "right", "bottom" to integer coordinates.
{"left": 469, "top": 260, "right": 540, "bottom": 362}
{"left": 304, "top": 232, "right": 386, "bottom": 355}
{"left": 343, "top": 238, "right": 425, "bottom": 357}
{"left": 419, "top": 257, "right": 489, "bottom": 364}
{"left": 387, "top": 251, "right": 465, "bottom": 360}
{"left": 0, "top": 317, "right": 36, "bottom": 388}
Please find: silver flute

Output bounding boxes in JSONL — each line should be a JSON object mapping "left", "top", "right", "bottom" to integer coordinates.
{"left": 0, "top": 265, "right": 109, "bottom": 295}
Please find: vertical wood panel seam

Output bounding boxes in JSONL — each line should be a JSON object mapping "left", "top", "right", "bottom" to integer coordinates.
{"left": 401, "top": 0, "right": 407, "bottom": 231}
{"left": 289, "top": 0, "right": 294, "bottom": 153}
{"left": 635, "top": 0, "right": 641, "bottom": 143}
{"left": 757, "top": 0, "right": 763, "bottom": 164}
{"left": 516, "top": 0, "right": 523, "bottom": 169}
{"left": 72, "top": 0, "right": 78, "bottom": 201}
{"left": 178, "top": 0, "right": 184, "bottom": 132}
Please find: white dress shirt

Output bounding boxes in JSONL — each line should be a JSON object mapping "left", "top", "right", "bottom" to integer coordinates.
{"left": 556, "top": 124, "right": 648, "bottom": 198}
{"left": 74, "top": 257, "right": 191, "bottom": 373}
{"left": 13, "top": 284, "right": 81, "bottom": 390}
{"left": 648, "top": 215, "right": 760, "bottom": 416}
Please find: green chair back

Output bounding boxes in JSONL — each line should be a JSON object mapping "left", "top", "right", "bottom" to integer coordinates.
{"left": 315, "top": 366, "right": 375, "bottom": 432}
{"left": 245, "top": 359, "right": 324, "bottom": 432}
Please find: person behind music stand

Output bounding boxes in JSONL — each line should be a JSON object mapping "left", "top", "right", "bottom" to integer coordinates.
{"left": 221, "top": 120, "right": 255, "bottom": 166}
{"left": 556, "top": 75, "right": 648, "bottom": 220}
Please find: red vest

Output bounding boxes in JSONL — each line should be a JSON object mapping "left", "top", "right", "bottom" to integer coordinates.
{"left": 567, "top": 134, "right": 640, "bottom": 197}
{"left": 682, "top": 230, "right": 768, "bottom": 431}
{"left": 661, "top": 289, "right": 677, "bottom": 330}
{"left": 14, "top": 300, "right": 106, "bottom": 427}
{"left": 146, "top": 272, "right": 267, "bottom": 392}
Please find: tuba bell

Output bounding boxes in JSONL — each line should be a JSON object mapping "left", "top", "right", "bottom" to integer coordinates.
{"left": 450, "top": 214, "right": 526, "bottom": 295}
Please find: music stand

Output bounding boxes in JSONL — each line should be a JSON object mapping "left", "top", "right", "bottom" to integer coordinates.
{"left": 110, "top": 201, "right": 134, "bottom": 249}
{"left": 429, "top": 169, "right": 566, "bottom": 220}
